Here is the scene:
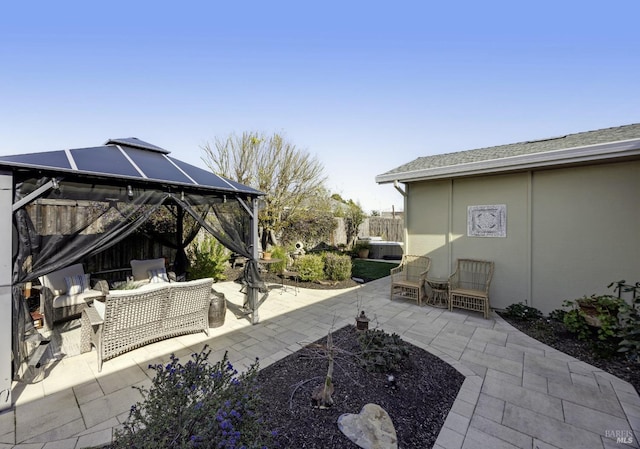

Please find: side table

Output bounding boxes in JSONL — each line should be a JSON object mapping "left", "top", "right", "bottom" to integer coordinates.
{"left": 80, "top": 306, "right": 103, "bottom": 356}
{"left": 426, "top": 278, "right": 449, "bottom": 308}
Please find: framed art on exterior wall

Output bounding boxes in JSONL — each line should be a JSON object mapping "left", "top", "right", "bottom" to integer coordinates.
{"left": 468, "top": 204, "right": 506, "bottom": 237}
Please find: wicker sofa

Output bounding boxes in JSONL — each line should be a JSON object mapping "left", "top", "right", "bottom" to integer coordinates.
{"left": 81, "top": 277, "right": 213, "bottom": 371}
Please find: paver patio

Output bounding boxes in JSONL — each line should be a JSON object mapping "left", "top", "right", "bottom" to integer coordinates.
{"left": 3, "top": 276, "right": 640, "bottom": 448}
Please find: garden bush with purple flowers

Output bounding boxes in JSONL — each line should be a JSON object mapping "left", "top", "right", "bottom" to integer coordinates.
{"left": 112, "top": 346, "right": 277, "bottom": 448}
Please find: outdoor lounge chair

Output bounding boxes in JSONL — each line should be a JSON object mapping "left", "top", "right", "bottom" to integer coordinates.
{"left": 39, "top": 263, "right": 106, "bottom": 328}
{"left": 390, "top": 255, "right": 431, "bottom": 306}
{"left": 130, "top": 258, "right": 169, "bottom": 283}
{"left": 448, "top": 259, "right": 494, "bottom": 319}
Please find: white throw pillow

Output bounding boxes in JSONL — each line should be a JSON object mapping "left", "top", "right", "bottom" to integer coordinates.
{"left": 149, "top": 268, "right": 169, "bottom": 283}
{"left": 64, "top": 274, "right": 89, "bottom": 295}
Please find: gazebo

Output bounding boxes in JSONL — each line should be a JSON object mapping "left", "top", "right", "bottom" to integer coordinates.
{"left": 0, "top": 137, "right": 265, "bottom": 411}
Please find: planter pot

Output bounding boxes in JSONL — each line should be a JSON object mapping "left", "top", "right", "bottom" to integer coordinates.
{"left": 580, "top": 305, "right": 602, "bottom": 327}
{"left": 209, "top": 292, "right": 227, "bottom": 328}
{"left": 262, "top": 252, "right": 272, "bottom": 260}
{"left": 578, "top": 304, "right": 617, "bottom": 328}
{"left": 357, "top": 249, "right": 370, "bottom": 259}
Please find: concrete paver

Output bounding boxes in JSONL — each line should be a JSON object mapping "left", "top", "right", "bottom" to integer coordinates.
{"left": 7, "top": 276, "right": 640, "bottom": 448}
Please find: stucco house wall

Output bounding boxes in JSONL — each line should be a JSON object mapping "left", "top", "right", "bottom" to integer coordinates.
{"left": 404, "top": 161, "right": 639, "bottom": 313}
{"left": 530, "top": 161, "right": 640, "bottom": 312}
{"left": 378, "top": 124, "right": 640, "bottom": 315}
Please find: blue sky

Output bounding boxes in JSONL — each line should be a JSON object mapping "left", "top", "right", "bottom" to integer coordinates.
{"left": 1, "top": 1, "right": 638, "bottom": 213}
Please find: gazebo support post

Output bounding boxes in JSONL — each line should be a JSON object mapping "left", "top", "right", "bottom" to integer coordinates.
{"left": 0, "top": 171, "right": 13, "bottom": 410}
{"left": 248, "top": 197, "right": 260, "bottom": 324}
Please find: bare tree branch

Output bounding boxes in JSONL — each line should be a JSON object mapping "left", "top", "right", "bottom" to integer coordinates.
{"left": 201, "top": 131, "right": 329, "bottom": 249}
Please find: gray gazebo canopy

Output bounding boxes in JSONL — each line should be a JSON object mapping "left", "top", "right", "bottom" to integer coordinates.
{"left": 0, "top": 137, "right": 265, "bottom": 382}
{"left": 0, "top": 137, "right": 261, "bottom": 195}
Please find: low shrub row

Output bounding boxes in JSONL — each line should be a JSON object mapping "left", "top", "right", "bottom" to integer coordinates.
{"left": 293, "top": 252, "right": 352, "bottom": 282}
{"left": 502, "top": 281, "right": 640, "bottom": 361}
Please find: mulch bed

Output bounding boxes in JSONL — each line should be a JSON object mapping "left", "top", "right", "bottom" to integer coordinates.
{"left": 256, "top": 325, "right": 465, "bottom": 449}
{"left": 498, "top": 313, "right": 640, "bottom": 394}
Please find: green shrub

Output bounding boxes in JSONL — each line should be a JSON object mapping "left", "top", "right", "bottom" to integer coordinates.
{"left": 293, "top": 254, "right": 324, "bottom": 282}
{"left": 187, "top": 235, "right": 229, "bottom": 281}
{"left": 112, "top": 347, "right": 276, "bottom": 448}
{"left": 562, "top": 307, "right": 592, "bottom": 341}
{"left": 616, "top": 281, "right": 640, "bottom": 362}
{"left": 357, "top": 328, "right": 409, "bottom": 373}
{"left": 559, "top": 284, "right": 640, "bottom": 360}
{"left": 268, "top": 245, "right": 287, "bottom": 274}
{"left": 618, "top": 302, "right": 640, "bottom": 362}
{"left": 503, "top": 302, "right": 543, "bottom": 321}
{"left": 563, "top": 296, "right": 624, "bottom": 342}
{"left": 323, "top": 252, "right": 352, "bottom": 281}
{"left": 549, "top": 309, "right": 566, "bottom": 322}
{"left": 562, "top": 295, "right": 626, "bottom": 358}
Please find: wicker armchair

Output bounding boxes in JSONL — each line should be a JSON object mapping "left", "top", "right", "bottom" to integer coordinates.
{"left": 448, "top": 259, "right": 494, "bottom": 319}
{"left": 390, "top": 255, "right": 431, "bottom": 306}
{"left": 39, "top": 263, "right": 106, "bottom": 328}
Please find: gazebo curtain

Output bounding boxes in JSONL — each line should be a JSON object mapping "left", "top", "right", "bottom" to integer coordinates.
{"left": 174, "top": 192, "right": 262, "bottom": 291}
{"left": 11, "top": 175, "right": 261, "bottom": 379}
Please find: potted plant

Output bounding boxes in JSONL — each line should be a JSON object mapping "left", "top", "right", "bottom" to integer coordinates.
{"left": 262, "top": 244, "right": 273, "bottom": 260}
{"left": 575, "top": 295, "right": 624, "bottom": 328}
{"left": 353, "top": 241, "right": 370, "bottom": 259}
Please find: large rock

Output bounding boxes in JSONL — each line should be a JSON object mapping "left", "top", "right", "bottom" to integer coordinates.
{"left": 337, "top": 403, "right": 398, "bottom": 449}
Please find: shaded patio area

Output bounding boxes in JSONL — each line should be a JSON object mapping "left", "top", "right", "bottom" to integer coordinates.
{"left": 3, "top": 276, "right": 640, "bottom": 448}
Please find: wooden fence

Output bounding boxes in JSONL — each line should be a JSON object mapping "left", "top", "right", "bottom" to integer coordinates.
{"left": 332, "top": 217, "right": 404, "bottom": 245}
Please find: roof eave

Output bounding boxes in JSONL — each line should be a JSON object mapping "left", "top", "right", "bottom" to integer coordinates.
{"left": 375, "top": 138, "right": 640, "bottom": 184}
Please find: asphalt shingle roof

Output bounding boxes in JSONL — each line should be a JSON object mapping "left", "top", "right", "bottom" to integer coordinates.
{"left": 377, "top": 123, "right": 640, "bottom": 181}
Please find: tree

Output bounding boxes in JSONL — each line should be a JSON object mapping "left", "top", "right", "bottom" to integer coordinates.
{"left": 279, "top": 187, "right": 337, "bottom": 248}
{"left": 202, "top": 132, "right": 328, "bottom": 250}
{"left": 331, "top": 195, "right": 366, "bottom": 248}
{"left": 344, "top": 201, "right": 366, "bottom": 248}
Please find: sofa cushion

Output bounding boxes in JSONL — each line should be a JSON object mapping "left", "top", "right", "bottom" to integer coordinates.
{"left": 131, "top": 258, "right": 166, "bottom": 282}
{"left": 53, "top": 289, "right": 103, "bottom": 309}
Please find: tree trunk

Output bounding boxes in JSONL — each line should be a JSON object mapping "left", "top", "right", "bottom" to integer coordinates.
{"left": 320, "top": 332, "right": 334, "bottom": 408}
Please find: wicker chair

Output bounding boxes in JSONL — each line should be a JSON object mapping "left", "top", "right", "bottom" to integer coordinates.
{"left": 448, "top": 259, "right": 495, "bottom": 319}
{"left": 39, "top": 263, "right": 106, "bottom": 328}
{"left": 390, "top": 255, "right": 431, "bottom": 306}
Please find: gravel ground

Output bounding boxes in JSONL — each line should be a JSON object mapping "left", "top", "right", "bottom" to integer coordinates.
{"left": 498, "top": 313, "right": 640, "bottom": 394}
{"left": 256, "top": 325, "right": 465, "bottom": 449}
